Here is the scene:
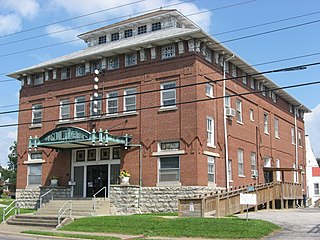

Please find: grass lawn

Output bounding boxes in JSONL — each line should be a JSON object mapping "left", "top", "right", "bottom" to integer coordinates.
{"left": 0, "top": 197, "right": 35, "bottom": 221}
{"left": 60, "top": 213, "right": 281, "bottom": 239}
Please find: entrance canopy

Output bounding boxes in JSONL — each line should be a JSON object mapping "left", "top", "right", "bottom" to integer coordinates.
{"left": 28, "top": 127, "right": 131, "bottom": 149}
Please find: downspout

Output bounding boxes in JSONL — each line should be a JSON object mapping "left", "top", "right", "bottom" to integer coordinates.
{"left": 294, "top": 105, "right": 302, "bottom": 183}
{"left": 223, "top": 54, "right": 234, "bottom": 190}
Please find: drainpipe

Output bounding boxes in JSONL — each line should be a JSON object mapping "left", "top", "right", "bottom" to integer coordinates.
{"left": 223, "top": 54, "right": 234, "bottom": 190}
{"left": 294, "top": 105, "right": 302, "bottom": 183}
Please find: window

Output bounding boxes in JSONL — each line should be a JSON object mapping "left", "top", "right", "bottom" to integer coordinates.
{"left": 161, "top": 82, "right": 176, "bottom": 108}
{"left": 98, "top": 35, "right": 106, "bottom": 44}
{"left": 111, "top": 32, "right": 119, "bottom": 41}
{"left": 264, "top": 112, "right": 269, "bottom": 134}
{"left": 293, "top": 163, "right": 298, "bottom": 183}
{"left": 289, "top": 104, "right": 293, "bottom": 113}
{"left": 208, "top": 156, "right": 215, "bottom": 183}
{"left": 60, "top": 99, "right": 70, "bottom": 121}
{"left": 30, "top": 152, "right": 42, "bottom": 161}
{"left": 206, "top": 83, "right": 213, "bottom": 97}
{"left": 274, "top": 118, "right": 279, "bottom": 138}
{"left": 159, "top": 156, "right": 179, "bottom": 183}
{"left": 160, "top": 141, "right": 180, "bottom": 151}
{"left": 251, "top": 152, "right": 257, "bottom": 177}
{"left": 242, "top": 75, "right": 247, "bottom": 85}
{"left": 61, "top": 67, "right": 71, "bottom": 80}
{"left": 76, "top": 64, "right": 85, "bottom": 77}
{"left": 28, "top": 164, "right": 42, "bottom": 186}
{"left": 110, "top": 164, "right": 120, "bottom": 185}
{"left": 225, "top": 62, "right": 229, "bottom": 73}
{"left": 152, "top": 22, "right": 161, "bottom": 31}
{"left": 291, "top": 127, "right": 295, "bottom": 145}
{"left": 52, "top": 69, "right": 57, "bottom": 80}
{"left": 125, "top": 53, "right": 137, "bottom": 67}
{"left": 107, "top": 91, "right": 118, "bottom": 114}
{"left": 32, "top": 104, "right": 42, "bottom": 125}
{"left": 228, "top": 159, "right": 233, "bottom": 181}
{"left": 250, "top": 78, "right": 255, "bottom": 89}
{"left": 124, "top": 88, "right": 136, "bottom": 112}
{"left": 238, "top": 148, "right": 244, "bottom": 176}
{"left": 91, "top": 60, "right": 101, "bottom": 72}
{"left": 138, "top": 25, "right": 147, "bottom": 35}
{"left": 236, "top": 99, "right": 242, "bottom": 123}
{"left": 298, "top": 130, "right": 302, "bottom": 147}
{"left": 264, "top": 156, "right": 271, "bottom": 167}
{"left": 124, "top": 29, "right": 133, "bottom": 38}
{"left": 314, "top": 183, "right": 319, "bottom": 195}
{"left": 113, "top": 147, "right": 121, "bottom": 159}
{"left": 271, "top": 91, "right": 277, "bottom": 103}
{"left": 34, "top": 73, "right": 44, "bottom": 85}
{"left": 205, "top": 48, "right": 212, "bottom": 62}
{"left": 207, "top": 117, "right": 215, "bottom": 147}
{"left": 250, "top": 109, "right": 254, "bottom": 122}
{"left": 161, "top": 45, "right": 175, "bottom": 59}
{"left": 276, "top": 159, "right": 281, "bottom": 181}
{"left": 108, "top": 56, "right": 119, "bottom": 70}
{"left": 225, "top": 93, "right": 231, "bottom": 108}
{"left": 231, "top": 64, "right": 237, "bottom": 77}
{"left": 75, "top": 96, "right": 86, "bottom": 119}
{"left": 90, "top": 93, "right": 102, "bottom": 117}
{"left": 261, "top": 85, "right": 266, "bottom": 96}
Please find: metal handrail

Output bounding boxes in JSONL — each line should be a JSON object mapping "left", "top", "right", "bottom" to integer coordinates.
{"left": 39, "top": 188, "right": 54, "bottom": 208}
{"left": 57, "top": 200, "right": 72, "bottom": 227}
{"left": 93, "top": 186, "right": 107, "bottom": 210}
{"left": 2, "top": 200, "right": 20, "bottom": 223}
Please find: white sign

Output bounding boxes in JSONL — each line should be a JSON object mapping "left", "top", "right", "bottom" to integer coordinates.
{"left": 240, "top": 193, "right": 257, "bottom": 205}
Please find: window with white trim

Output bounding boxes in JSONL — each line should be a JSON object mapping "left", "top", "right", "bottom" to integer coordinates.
{"left": 75, "top": 96, "right": 86, "bottom": 119}
{"left": 238, "top": 148, "right": 244, "bottom": 176}
{"left": 137, "top": 25, "right": 147, "bottom": 35}
{"left": 159, "top": 156, "right": 179, "bottom": 183}
{"left": 291, "top": 127, "right": 295, "bottom": 145}
{"left": 161, "top": 45, "right": 175, "bottom": 59}
{"left": 271, "top": 91, "right": 277, "bottom": 103}
{"left": 161, "top": 82, "right": 176, "bottom": 108}
{"left": 91, "top": 60, "right": 101, "bottom": 73}
{"left": 34, "top": 73, "right": 44, "bottom": 85}
{"left": 61, "top": 67, "right": 71, "bottom": 80}
{"left": 264, "top": 112, "right": 269, "bottom": 134}
{"left": 274, "top": 118, "right": 279, "bottom": 138}
{"left": 107, "top": 91, "right": 118, "bottom": 115}
{"left": 206, "top": 83, "right": 213, "bottom": 97}
{"left": 236, "top": 99, "right": 242, "bottom": 123}
{"left": 111, "top": 32, "right": 119, "bottom": 41}
{"left": 205, "top": 48, "right": 212, "bottom": 62}
{"left": 208, "top": 156, "right": 215, "bottom": 183}
{"left": 251, "top": 152, "right": 257, "bottom": 177}
{"left": 90, "top": 93, "right": 102, "bottom": 117}
{"left": 29, "top": 152, "right": 43, "bottom": 161}
{"left": 160, "top": 141, "right": 180, "bottom": 151}
{"left": 108, "top": 56, "right": 119, "bottom": 70}
{"left": 298, "top": 130, "right": 302, "bottom": 147}
{"left": 264, "top": 156, "right": 271, "bottom": 167}
{"left": 60, "top": 99, "right": 70, "bottom": 121}
{"left": 242, "top": 75, "right": 247, "bottom": 85}
{"left": 225, "top": 93, "right": 231, "bottom": 108}
{"left": 207, "top": 116, "right": 215, "bottom": 147}
{"left": 228, "top": 159, "right": 233, "bottom": 181}
{"left": 250, "top": 109, "right": 254, "bottom": 122}
{"left": 276, "top": 159, "right": 281, "bottom": 181}
{"left": 76, "top": 64, "right": 85, "bottom": 77}
{"left": 32, "top": 104, "right": 42, "bottom": 125}
{"left": 98, "top": 35, "right": 106, "bottom": 44}
{"left": 28, "top": 164, "right": 42, "bottom": 186}
{"left": 125, "top": 53, "right": 137, "bottom": 67}
{"left": 250, "top": 78, "right": 255, "bottom": 89}
{"left": 314, "top": 183, "right": 319, "bottom": 195}
{"left": 152, "top": 22, "right": 161, "bottom": 31}
{"left": 124, "top": 29, "right": 133, "bottom": 38}
{"left": 124, "top": 88, "right": 136, "bottom": 112}
{"left": 231, "top": 64, "right": 237, "bottom": 77}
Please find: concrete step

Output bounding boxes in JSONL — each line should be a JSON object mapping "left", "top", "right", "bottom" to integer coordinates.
{"left": 6, "top": 215, "right": 62, "bottom": 228}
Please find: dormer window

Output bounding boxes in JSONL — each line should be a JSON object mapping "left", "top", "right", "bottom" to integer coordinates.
{"left": 124, "top": 29, "right": 133, "bottom": 38}
{"left": 34, "top": 73, "right": 44, "bottom": 85}
{"left": 111, "top": 32, "right": 119, "bottom": 42}
{"left": 98, "top": 35, "right": 106, "bottom": 44}
{"left": 61, "top": 67, "right": 71, "bottom": 80}
{"left": 152, "top": 22, "right": 161, "bottom": 31}
{"left": 138, "top": 25, "right": 147, "bottom": 35}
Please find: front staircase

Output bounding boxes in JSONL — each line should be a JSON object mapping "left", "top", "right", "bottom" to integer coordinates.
{"left": 6, "top": 198, "right": 110, "bottom": 228}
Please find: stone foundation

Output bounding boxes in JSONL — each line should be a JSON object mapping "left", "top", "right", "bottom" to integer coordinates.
{"left": 110, "top": 185, "right": 223, "bottom": 215}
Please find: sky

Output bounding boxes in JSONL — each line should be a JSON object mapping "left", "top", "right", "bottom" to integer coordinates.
{"left": 0, "top": 0, "right": 319, "bottom": 167}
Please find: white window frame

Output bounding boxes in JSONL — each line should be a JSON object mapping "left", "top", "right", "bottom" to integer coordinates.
{"left": 124, "top": 88, "right": 136, "bottom": 113}
{"left": 76, "top": 64, "right": 85, "bottom": 77}
{"left": 152, "top": 22, "right": 161, "bottom": 31}
{"left": 107, "top": 91, "right": 118, "bottom": 115}
{"left": 161, "top": 44, "right": 176, "bottom": 59}
{"left": 236, "top": 99, "right": 243, "bottom": 123}
{"left": 27, "top": 164, "right": 42, "bottom": 186}
{"left": 314, "top": 183, "right": 320, "bottom": 195}
{"left": 108, "top": 56, "right": 119, "bottom": 70}
{"left": 208, "top": 156, "right": 215, "bottom": 183}
{"left": 158, "top": 156, "right": 180, "bottom": 184}
{"left": 137, "top": 25, "right": 147, "bottom": 35}
{"left": 207, "top": 116, "right": 215, "bottom": 147}
{"left": 251, "top": 152, "right": 257, "bottom": 177}
{"left": 264, "top": 112, "right": 269, "bottom": 134}
{"left": 298, "top": 130, "right": 302, "bottom": 147}
{"left": 205, "top": 48, "right": 212, "bottom": 62}
{"left": 225, "top": 93, "right": 231, "bottom": 108}
{"left": 250, "top": 109, "right": 254, "bottom": 122}
{"left": 74, "top": 96, "right": 86, "bottom": 119}
{"left": 124, "top": 29, "right": 133, "bottom": 38}
{"left": 60, "top": 99, "right": 70, "bottom": 121}
{"left": 274, "top": 118, "right": 279, "bottom": 138}
{"left": 206, "top": 83, "right": 213, "bottom": 98}
{"left": 34, "top": 73, "right": 44, "bottom": 85}
{"left": 32, "top": 104, "right": 42, "bottom": 126}
{"left": 238, "top": 148, "right": 244, "bottom": 176}
{"left": 160, "top": 82, "right": 176, "bottom": 108}
{"left": 228, "top": 159, "right": 233, "bottom": 181}
{"left": 111, "top": 32, "right": 119, "bottom": 41}
{"left": 231, "top": 64, "right": 237, "bottom": 77}
{"left": 242, "top": 75, "right": 247, "bottom": 85}
{"left": 291, "top": 127, "right": 295, "bottom": 145}
{"left": 250, "top": 78, "right": 255, "bottom": 89}
{"left": 276, "top": 159, "right": 281, "bottom": 181}
{"left": 98, "top": 35, "right": 106, "bottom": 44}
{"left": 125, "top": 53, "right": 137, "bottom": 67}
{"left": 61, "top": 67, "right": 71, "bottom": 80}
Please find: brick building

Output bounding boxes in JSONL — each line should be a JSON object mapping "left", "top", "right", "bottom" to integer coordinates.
{"left": 8, "top": 10, "right": 309, "bottom": 207}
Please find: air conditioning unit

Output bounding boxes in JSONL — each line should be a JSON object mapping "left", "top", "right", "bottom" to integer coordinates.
{"left": 226, "top": 107, "right": 236, "bottom": 118}
{"left": 251, "top": 170, "right": 258, "bottom": 177}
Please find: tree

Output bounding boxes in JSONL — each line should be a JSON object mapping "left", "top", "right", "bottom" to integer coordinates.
{"left": 0, "top": 141, "right": 17, "bottom": 192}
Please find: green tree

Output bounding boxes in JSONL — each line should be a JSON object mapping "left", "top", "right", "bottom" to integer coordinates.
{"left": 0, "top": 141, "right": 17, "bottom": 191}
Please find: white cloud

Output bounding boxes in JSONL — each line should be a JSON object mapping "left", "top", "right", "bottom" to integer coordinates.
{"left": 0, "top": 14, "right": 22, "bottom": 36}
{"left": 1, "top": 0, "right": 40, "bottom": 19}
{"left": 45, "top": 24, "right": 84, "bottom": 45}
{"left": 305, "top": 104, "right": 320, "bottom": 158}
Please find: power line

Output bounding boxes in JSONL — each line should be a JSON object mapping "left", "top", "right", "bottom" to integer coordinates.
{"left": 0, "top": 78, "right": 318, "bottom": 129}
{"left": 0, "top": 61, "right": 318, "bottom": 116}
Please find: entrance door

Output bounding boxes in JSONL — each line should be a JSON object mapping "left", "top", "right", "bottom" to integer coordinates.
{"left": 74, "top": 166, "right": 84, "bottom": 197}
{"left": 86, "top": 165, "right": 108, "bottom": 197}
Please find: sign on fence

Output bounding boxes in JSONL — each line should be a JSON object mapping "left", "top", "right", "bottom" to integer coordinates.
{"left": 240, "top": 193, "right": 257, "bottom": 205}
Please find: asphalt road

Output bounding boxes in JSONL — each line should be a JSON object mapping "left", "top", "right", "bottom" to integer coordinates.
{"left": 238, "top": 207, "right": 320, "bottom": 239}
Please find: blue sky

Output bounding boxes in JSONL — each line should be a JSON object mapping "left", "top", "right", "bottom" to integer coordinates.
{"left": 0, "top": 0, "right": 319, "bottom": 167}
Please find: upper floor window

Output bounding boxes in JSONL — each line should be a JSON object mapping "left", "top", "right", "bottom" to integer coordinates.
{"left": 161, "top": 45, "right": 175, "bottom": 59}
{"left": 250, "top": 109, "right": 254, "bottom": 122}
{"left": 206, "top": 83, "right": 213, "bottom": 98}
{"left": 90, "top": 93, "right": 102, "bottom": 117}
{"left": 236, "top": 99, "right": 242, "bottom": 123}
{"left": 98, "top": 35, "right": 106, "bottom": 44}
{"left": 124, "top": 88, "right": 136, "bottom": 112}
{"left": 274, "top": 117, "right": 279, "bottom": 138}
{"left": 298, "top": 130, "right": 302, "bottom": 147}
{"left": 91, "top": 60, "right": 101, "bottom": 73}
{"left": 61, "top": 67, "right": 71, "bottom": 80}
{"left": 205, "top": 48, "right": 212, "bottom": 62}
{"left": 207, "top": 116, "right": 215, "bottom": 147}
{"left": 242, "top": 75, "right": 247, "bottom": 85}
{"left": 264, "top": 112, "right": 269, "bottom": 134}
{"left": 231, "top": 64, "right": 237, "bottom": 77}
{"left": 75, "top": 96, "right": 86, "bottom": 119}
{"left": 161, "top": 81, "right": 176, "bottom": 108}
{"left": 107, "top": 91, "right": 118, "bottom": 115}
{"left": 238, "top": 148, "right": 244, "bottom": 176}
{"left": 52, "top": 69, "right": 57, "bottom": 80}
{"left": 111, "top": 32, "right": 119, "bottom": 42}
{"left": 32, "top": 104, "right": 42, "bottom": 126}
{"left": 250, "top": 78, "right": 255, "bottom": 89}
{"left": 124, "top": 29, "right": 133, "bottom": 38}
{"left": 251, "top": 152, "right": 257, "bottom": 177}
{"left": 138, "top": 25, "right": 147, "bottom": 35}
{"left": 291, "top": 127, "right": 295, "bottom": 145}
{"left": 160, "top": 141, "right": 180, "bottom": 151}
{"left": 152, "top": 22, "right": 161, "bottom": 31}
{"left": 125, "top": 53, "right": 137, "bottom": 67}
{"left": 225, "top": 93, "right": 231, "bottom": 108}
{"left": 34, "top": 73, "right": 44, "bottom": 85}
{"left": 60, "top": 99, "right": 70, "bottom": 121}
{"left": 76, "top": 64, "right": 85, "bottom": 77}
{"left": 108, "top": 56, "right": 119, "bottom": 70}
{"left": 271, "top": 91, "right": 277, "bottom": 103}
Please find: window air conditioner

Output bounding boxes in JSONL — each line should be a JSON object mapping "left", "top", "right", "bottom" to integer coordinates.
{"left": 226, "top": 107, "right": 236, "bottom": 118}
{"left": 251, "top": 170, "right": 258, "bottom": 176}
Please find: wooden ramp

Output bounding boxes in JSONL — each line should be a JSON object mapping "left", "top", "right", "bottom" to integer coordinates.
{"left": 178, "top": 182, "right": 303, "bottom": 218}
